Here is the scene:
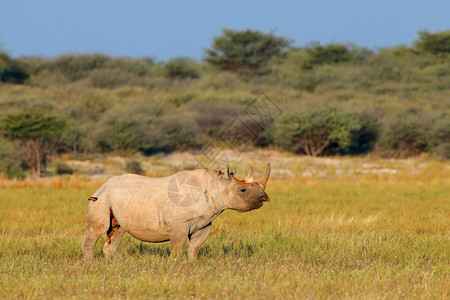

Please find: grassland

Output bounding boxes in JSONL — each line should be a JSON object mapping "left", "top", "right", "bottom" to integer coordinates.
{"left": 0, "top": 156, "right": 449, "bottom": 299}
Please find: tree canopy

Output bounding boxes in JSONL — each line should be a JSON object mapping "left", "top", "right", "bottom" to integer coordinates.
{"left": 273, "top": 109, "right": 377, "bottom": 156}
{"left": 0, "top": 52, "right": 29, "bottom": 84}
{"left": 414, "top": 30, "right": 450, "bottom": 55}
{"left": 0, "top": 111, "right": 65, "bottom": 177}
{"left": 204, "top": 28, "right": 291, "bottom": 78}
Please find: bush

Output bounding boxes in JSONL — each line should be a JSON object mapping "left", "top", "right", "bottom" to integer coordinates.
{"left": 59, "top": 123, "right": 91, "bottom": 154}
{"left": 104, "top": 57, "right": 154, "bottom": 76}
{"left": 95, "top": 113, "right": 147, "bottom": 153}
{"left": 48, "top": 54, "right": 154, "bottom": 83}
{"left": 379, "top": 114, "right": 433, "bottom": 157}
{"left": 299, "top": 43, "right": 372, "bottom": 69}
{"left": 294, "top": 66, "right": 336, "bottom": 92}
{"left": 50, "top": 54, "right": 111, "bottom": 81}
{"left": 0, "top": 56, "right": 29, "bottom": 84}
{"left": 125, "top": 159, "right": 144, "bottom": 175}
{"left": 165, "top": 58, "right": 200, "bottom": 80}
{"left": 169, "top": 93, "right": 195, "bottom": 108}
{"left": 189, "top": 101, "right": 239, "bottom": 136}
{"left": 0, "top": 138, "right": 26, "bottom": 179}
{"left": 88, "top": 68, "right": 142, "bottom": 88}
{"left": 347, "top": 113, "right": 380, "bottom": 154}
{"left": 93, "top": 105, "right": 201, "bottom": 155}
{"left": 431, "top": 117, "right": 450, "bottom": 159}
{"left": 273, "top": 108, "right": 377, "bottom": 156}
{"left": 0, "top": 52, "right": 10, "bottom": 71}
{"left": 56, "top": 163, "right": 73, "bottom": 175}
{"left": 140, "top": 113, "right": 202, "bottom": 154}
{"left": 361, "top": 48, "right": 432, "bottom": 84}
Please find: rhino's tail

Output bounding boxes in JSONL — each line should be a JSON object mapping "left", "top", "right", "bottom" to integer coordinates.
{"left": 88, "top": 182, "right": 110, "bottom": 201}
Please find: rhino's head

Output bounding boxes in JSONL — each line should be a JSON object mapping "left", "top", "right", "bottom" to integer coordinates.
{"left": 219, "top": 163, "right": 271, "bottom": 212}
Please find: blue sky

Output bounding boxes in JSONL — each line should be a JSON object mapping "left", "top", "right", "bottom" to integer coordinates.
{"left": 0, "top": 0, "right": 449, "bottom": 61}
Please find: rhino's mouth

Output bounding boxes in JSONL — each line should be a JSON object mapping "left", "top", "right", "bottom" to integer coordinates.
{"left": 249, "top": 196, "right": 270, "bottom": 210}
{"left": 259, "top": 195, "right": 271, "bottom": 202}
{"left": 252, "top": 201, "right": 264, "bottom": 210}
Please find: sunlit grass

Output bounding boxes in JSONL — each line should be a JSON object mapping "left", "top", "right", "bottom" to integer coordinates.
{"left": 0, "top": 161, "right": 449, "bottom": 298}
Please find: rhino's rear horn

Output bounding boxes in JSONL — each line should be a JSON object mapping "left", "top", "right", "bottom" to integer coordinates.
{"left": 261, "top": 163, "right": 271, "bottom": 186}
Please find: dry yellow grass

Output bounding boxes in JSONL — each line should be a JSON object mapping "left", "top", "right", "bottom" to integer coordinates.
{"left": 0, "top": 157, "right": 449, "bottom": 298}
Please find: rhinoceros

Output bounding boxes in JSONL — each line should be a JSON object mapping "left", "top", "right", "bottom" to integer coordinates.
{"left": 82, "top": 164, "right": 271, "bottom": 261}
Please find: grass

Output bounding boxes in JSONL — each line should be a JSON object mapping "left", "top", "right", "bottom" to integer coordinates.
{"left": 0, "top": 161, "right": 449, "bottom": 299}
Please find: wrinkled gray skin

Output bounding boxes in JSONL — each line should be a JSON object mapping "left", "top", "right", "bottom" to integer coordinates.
{"left": 82, "top": 164, "right": 271, "bottom": 261}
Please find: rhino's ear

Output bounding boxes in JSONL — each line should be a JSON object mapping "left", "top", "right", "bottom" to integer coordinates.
{"left": 225, "top": 166, "right": 237, "bottom": 180}
{"left": 245, "top": 167, "right": 254, "bottom": 183}
{"left": 225, "top": 166, "right": 231, "bottom": 180}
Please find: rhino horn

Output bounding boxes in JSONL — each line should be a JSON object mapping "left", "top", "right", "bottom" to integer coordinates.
{"left": 260, "top": 163, "right": 271, "bottom": 186}
{"left": 244, "top": 167, "right": 254, "bottom": 183}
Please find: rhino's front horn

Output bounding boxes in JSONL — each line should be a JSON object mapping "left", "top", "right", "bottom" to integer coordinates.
{"left": 261, "top": 163, "right": 271, "bottom": 186}
{"left": 245, "top": 167, "right": 254, "bottom": 183}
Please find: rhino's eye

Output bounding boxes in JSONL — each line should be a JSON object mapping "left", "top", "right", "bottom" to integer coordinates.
{"left": 240, "top": 188, "right": 247, "bottom": 193}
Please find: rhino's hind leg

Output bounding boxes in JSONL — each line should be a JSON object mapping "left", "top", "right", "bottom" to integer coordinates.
{"left": 82, "top": 233, "right": 101, "bottom": 260}
{"left": 82, "top": 203, "right": 110, "bottom": 260}
{"left": 103, "top": 218, "right": 126, "bottom": 257}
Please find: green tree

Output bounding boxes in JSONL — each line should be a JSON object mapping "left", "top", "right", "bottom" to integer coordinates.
{"left": 0, "top": 111, "right": 65, "bottom": 177}
{"left": 300, "top": 43, "right": 372, "bottom": 69}
{"left": 0, "top": 52, "right": 29, "bottom": 84}
{"left": 205, "top": 28, "right": 291, "bottom": 78}
{"left": 273, "top": 109, "right": 366, "bottom": 156}
{"left": 414, "top": 30, "right": 450, "bottom": 56}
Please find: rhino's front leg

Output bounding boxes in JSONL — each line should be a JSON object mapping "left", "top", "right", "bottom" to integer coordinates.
{"left": 169, "top": 227, "right": 188, "bottom": 259}
{"left": 188, "top": 223, "right": 212, "bottom": 261}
